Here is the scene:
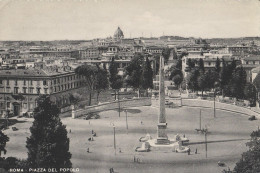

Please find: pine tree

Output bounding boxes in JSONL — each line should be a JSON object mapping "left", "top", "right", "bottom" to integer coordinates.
{"left": 96, "top": 66, "right": 108, "bottom": 102}
{"left": 142, "top": 57, "right": 153, "bottom": 96}
{"left": 198, "top": 58, "right": 205, "bottom": 72}
{"left": 109, "top": 57, "right": 123, "bottom": 100}
{"left": 244, "top": 83, "right": 257, "bottom": 106}
{"left": 75, "top": 64, "right": 99, "bottom": 105}
{"left": 215, "top": 58, "right": 221, "bottom": 73}
{"left": 125, "top": 53, "right": 144, "bottom": 97}
{"left": 234, "top": 129, "right": 260, "bottom": 173}
{"left": 230, "top": 66, "right": 247, "bottom": 99}
{"left": 0, "top": 130, "right": 9, "bottom": 157}
{"left": 26, "top": 96, "right": 72, "bottom": 171}
{"left": 186, "top": 68, "right": 200, "bottom": 92}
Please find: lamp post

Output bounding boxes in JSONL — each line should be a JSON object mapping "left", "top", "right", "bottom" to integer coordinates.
{"left": 113, "top": 125, "right": 116, "bottom": 155}
{"left": 213, "top": 91, "right": 216, "bottom": 118}
{"left": 213, "top": 81, "right": 219, "bottom": 118}
{"left": 204, "top": 127, "right": 208, "bottom": 158}
{"left": 124, "top": 109, "right": 128, "bottom": 132}
{"left": 199, "top": 109, "right": 202, "bottom": 130}
{"left": 117, "top": 90, "right": 120, "bottom": 117}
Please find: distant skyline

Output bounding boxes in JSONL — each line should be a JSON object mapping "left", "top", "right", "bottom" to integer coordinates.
{"left": 0, "top": 0, "right": 259, "bottom": 41}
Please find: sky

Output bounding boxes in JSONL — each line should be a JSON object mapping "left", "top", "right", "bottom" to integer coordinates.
{"left": 0, "top": 0, "right": 259, "bottom": 40}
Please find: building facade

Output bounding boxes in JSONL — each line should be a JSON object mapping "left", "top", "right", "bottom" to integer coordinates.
{"left": 0, "top": 66, "right": 85, "bottom": 117}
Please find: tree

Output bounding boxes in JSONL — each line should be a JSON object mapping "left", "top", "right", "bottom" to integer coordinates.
{"left": 234, "top": 129, "right": 260, "bottom": 173}
{"left": 142, "top": 57, "right": 153, "bottom": 96}
{"left": 0, "top": 131, "right": 9, "bottom": 157}
{"left": 198, "top": 58, "right": 205, "bottom": 72}
{"left": 125, "top": 53, "right": 144, "bottom": 97}
{"left": 219, "top": 59, "right": 228, "bottom": 96}
{"left": 26, "top": 96, "right": 72, "bottom": 171}
{"left": 162, "top": 48, "right": 171, "bottom": 63}
{"left": 69, "top": 93, "right": 82, "bottom": 105}
{"left": 186, "top": 68, "right": 200, "bottom": 92}
{"left": 187, "top": 59, "right": 195, "bottom": 70}
{"left": 173, "top": 74, "right": 183, "bottom": 91}
{"left": 229, "top": 66, "right": 247, "bottom": 99}
{"left": 109, "top": 57, "right": 123, "bottom": 100}
{"left": 197, "top": 73, "right": 207, "bottom": 96}
{"left": 153, "top": 55, "right": 160, "bottom": 75}
{"left": 96, "top": 66, "right": 109, "bottom": 102}
{"left": 75, "top": 64, "right": 99, "bottom": 105}
{"left": 244, "top": 83, "right": 257, "bottom": 106}
{"left": 215, "top": 58, "right": 221, "bottom": 73}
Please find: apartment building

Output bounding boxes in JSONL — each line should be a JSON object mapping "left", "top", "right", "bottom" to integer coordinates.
{"left": 0, "top": 66, "right": 84, "bottom": 116}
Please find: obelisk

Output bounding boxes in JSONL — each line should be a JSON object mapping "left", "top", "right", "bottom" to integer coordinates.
{"left": 156, "top": 56, "right": 169, "bottom": 144}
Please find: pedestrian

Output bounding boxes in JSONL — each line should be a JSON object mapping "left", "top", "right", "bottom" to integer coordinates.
{"left": 183, "top": 134, "right": 185, "bottom": 138}
{"left": 119, "top": 148, "right": 121, "bottom": 153}
{"left": 141, "top": 121, "right": 143, "bottom": 125}
{"left": 134, "top": 156, "right": 136, "bottom": 162}
{"left": 109, "top": 168, "right": 114, "bottom": 173}
{"left": 69, "top": 129, "right": 71, "bottom": 133}
{"left": 188, "top": 148, "right": 191, "bottom": 155}
{"left": 91, "top": 129, "right": 94, "bottom": 134}
{"left": 87, "top": 148, "right": 89, "bottom": 153}
{"left": 91, "top": 137, "right": 94, "bottom": 141}
{"left": 195, "top": 148, "right": 197, "bottom": 154}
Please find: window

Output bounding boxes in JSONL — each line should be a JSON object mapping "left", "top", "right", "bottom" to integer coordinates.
{"left": 43, "top": 80, "right": 47, "bottom": 86}
{"left": 23, "top": 103, "right": 27, "bottom": 109}
{"left": 23, "top": 87, "right": 27, "bottom": 94}
{"left": 30, "top": 80, "right": 33, "bottom": 85}
{"left": 24, "top": 80, "right": 26, "bottom": 85}
{"left": 253, "top": 61, "right": 255, "bottom": 65}
{"left": 6, "top": 87, "right": 10, "bottom": 93}
{"left": 29, "top": 103, "right": 34, "bottom": 110}
{"left": 14, "top": 87, "right": 18, "bottom": 94}
{"left": 37, "top": 88, "right": 41, "bottom": 94}
{"left": 6, "top": 80, "right": 9, "bottom": 86}
{"left": 44, "top": 88, "right": 48, "bottom": 94}
{"left": 7, "top": 102, "right": 10, "bottom": 108}
{"left": 37, "top": 81, "right": 40, "bottom": 86}
{"left": 29, "top": 88, "right": 34, "bottom": 93}
{"left": 0, "top": 80, "right": 2, "bottom": 84}
{"left": 15, "top": 80, "right": 18, "bottom": 86}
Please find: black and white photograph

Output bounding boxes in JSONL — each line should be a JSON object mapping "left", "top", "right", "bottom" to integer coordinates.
{"left": 0, "top": 0, "right": 260, "bottom": 172}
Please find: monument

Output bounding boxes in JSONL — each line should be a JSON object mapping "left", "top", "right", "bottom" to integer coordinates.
{"left": 136, "top": 55, "right": 189, "bottom": 152}
{"left": 156, "top": 56, "right": 170, "bottom": 144}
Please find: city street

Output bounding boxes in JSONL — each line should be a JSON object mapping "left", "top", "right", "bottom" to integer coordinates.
{"left": 4, "top": 106, "right": 259, "bottom": 173}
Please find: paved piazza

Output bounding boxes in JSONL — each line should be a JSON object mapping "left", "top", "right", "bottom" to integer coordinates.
{"left": 4, "top": 106, "right": 260, "bottom": 173}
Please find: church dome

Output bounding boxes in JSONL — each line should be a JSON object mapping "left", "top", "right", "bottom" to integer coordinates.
{"left": 114, "top": 27, "right": 124, "bottom": 39}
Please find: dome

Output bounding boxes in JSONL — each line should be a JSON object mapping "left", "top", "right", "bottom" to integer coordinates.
{"left": 114, "top": 27, "right": 124, "bottom": 39}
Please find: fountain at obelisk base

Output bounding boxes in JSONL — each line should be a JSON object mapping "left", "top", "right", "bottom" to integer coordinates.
{"left": 136, "top": 56, "right": 189, "bottom": 152}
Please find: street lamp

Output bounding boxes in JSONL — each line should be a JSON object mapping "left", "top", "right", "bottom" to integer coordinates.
{"left": 117, "top": 90, "right": 120, "bottom": 117}
{"left": 124, "top": 109, "right": 128, "bottom": 133}
{"left": 213, "top": 81, "right": 219, "bottom": 118}
{"left": 204, "top": 126, "right": 208, "bottom": 158}
{"left": 113, "top": 125, "right": 116, "bottom": 156}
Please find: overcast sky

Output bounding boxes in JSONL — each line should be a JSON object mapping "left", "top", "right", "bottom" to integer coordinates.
{"left": 0, "top": 0, "right": 259, "bottom": 41}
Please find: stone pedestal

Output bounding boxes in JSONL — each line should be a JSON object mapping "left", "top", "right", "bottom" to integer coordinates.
{"left": 156, "top": 123, "right": 169, "bottom": 144}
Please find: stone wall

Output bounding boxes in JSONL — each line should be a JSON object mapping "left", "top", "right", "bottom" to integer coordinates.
{"left": 181, "top": 98, "right": 260, "bottom": 118}
{"left": 71, "top": 97, "right": 151, "bottom": 119}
